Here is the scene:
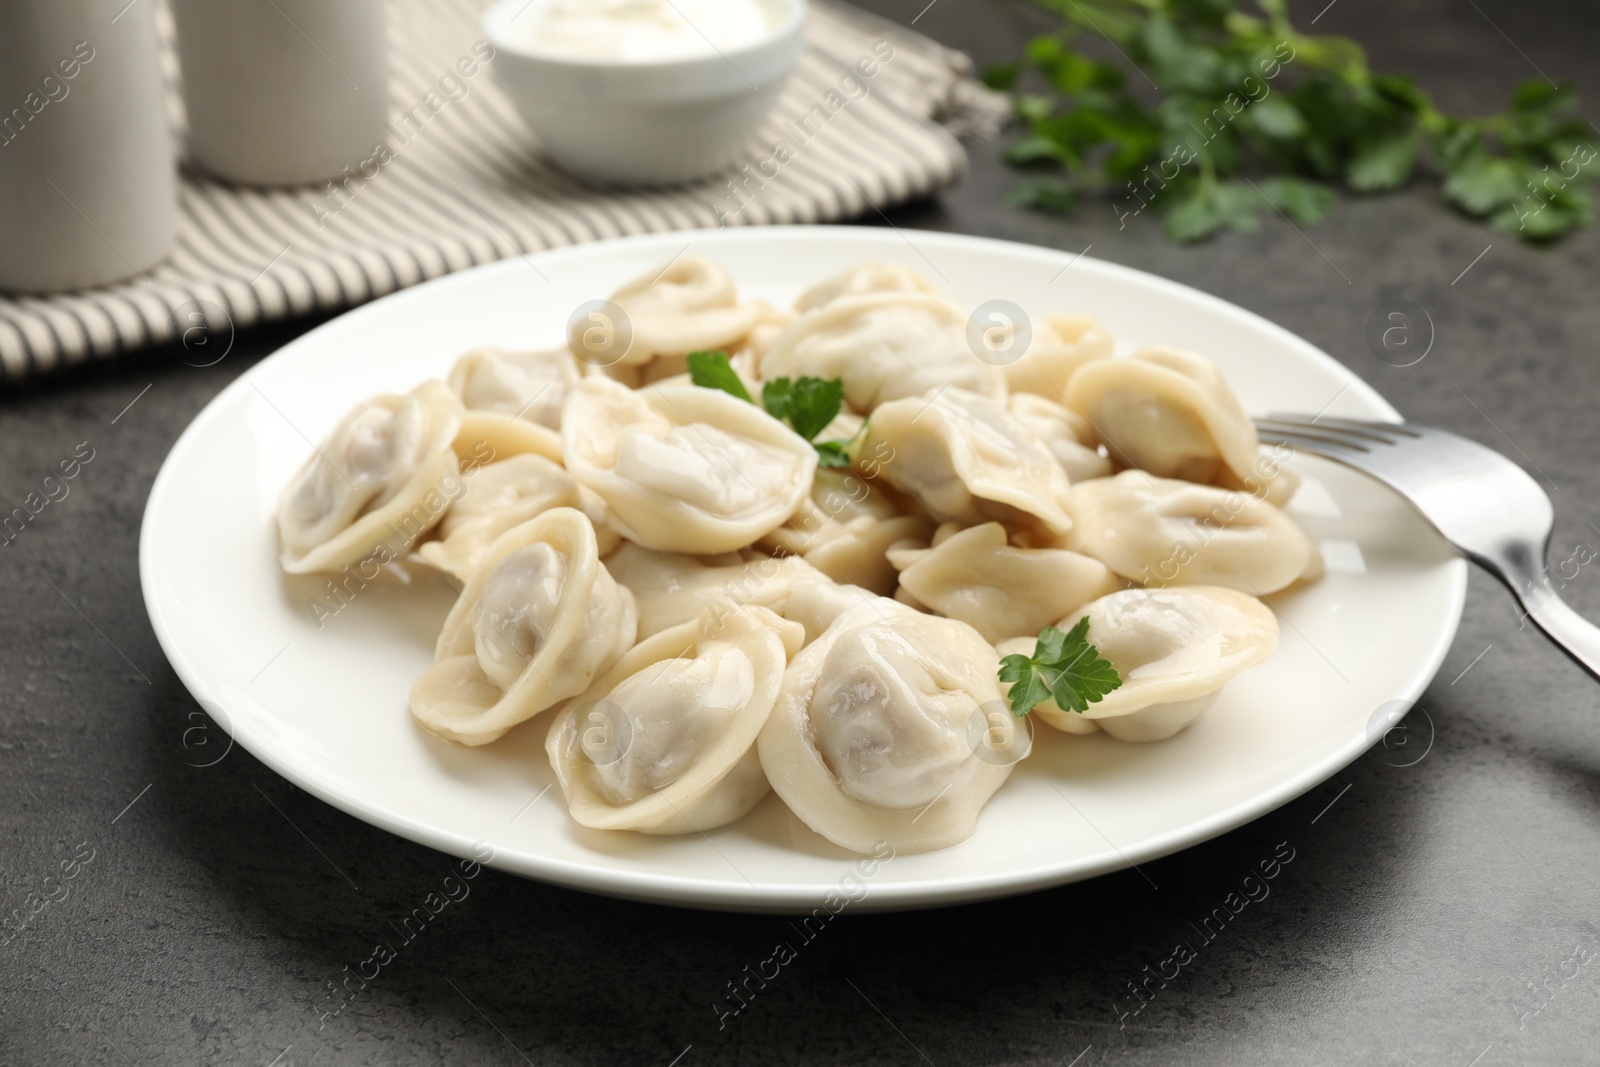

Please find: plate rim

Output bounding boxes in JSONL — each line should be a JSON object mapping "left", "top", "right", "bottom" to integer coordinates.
{"left": 140, "top": 225, "right": 1468, "bottom": 911}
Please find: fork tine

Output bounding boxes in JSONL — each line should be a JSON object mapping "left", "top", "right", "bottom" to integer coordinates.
{"left": 1293, "top": 415, "right": 1422, "bottom": 440}
{"left": 1258, "top": 415, "right": 1404, "bottom": 446}
{"left": 1253, "top": 419, "right": 1374, "bottom": 453}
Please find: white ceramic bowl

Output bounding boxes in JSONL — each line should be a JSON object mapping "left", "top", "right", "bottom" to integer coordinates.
{"left": 482, "top": 0, "right": 805, "bottom": 186}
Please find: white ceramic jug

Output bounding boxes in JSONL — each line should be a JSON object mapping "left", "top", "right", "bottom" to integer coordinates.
{"left": 0, "top": 0, "right": 177, "bottom": 294}
{"left": 170, "top": 0, "right": 389, "bottom": 186}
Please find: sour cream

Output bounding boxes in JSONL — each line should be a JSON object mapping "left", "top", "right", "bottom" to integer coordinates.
{"left": 518, "top": 0, "right": 774, "bottom": 62}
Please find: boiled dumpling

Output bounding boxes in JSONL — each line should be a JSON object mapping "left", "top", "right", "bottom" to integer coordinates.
{"left": 413, "top": 454, "right": 581, "bottom": 581}
{"left": 448, "top": 347, "right": 578, "bottom": 429}
{"left": 780, "top": 575, "right": 885, "bottom": 645}
{"left": 277, "top": 380, "right": 463, "bottom": 574}
{"left": 1065, "top": 346, "right": 1274, "bottom": 491}
{"left": 1072, "top": 471, "right": 1318, "bottom": 594}
{"left": 888, "top": 522, "right": 1122, "bottom": 644}
{"left": 409, "top": 508, "right": 637, "bottom": 746}
{"left": 546, "top": 605, "right": 803, "bottom": 834}
{"left": 794, "top": 262, "right": 939, "bottom": 312}
{"left": 446, "top": 347, "right": 579, "bottom": 464}
{"left": 737, "top": 300, "right": 797, "bottom": 362}
{"left": 1007, "top": 393, "right": 1113, "bottom": 483}
{"left": 863, "top": 387, "right": 1075, "bottom": 536}
{"left": 1003, "top": 313, "right": 1113, "bottom": 398}
{"left": 762, "top": 467, "right": 904, "bottom": 553}
{"left": 606, "top": 542, "right": 825, "bottom": 637}
{"left": 760, "top": 467, "right": 932, "bottom": 595}
{"left": 581, "top": 255, "right": 759, "bottom": 367}
{"left": 562, "top": 377, "right": 817, "bottom": 554}
{"left": 759, "top": 599, "right": 1026, "bottom": 854}
{"left": 999, "top": 586, "right": 1278, "bottom": 742}
{"left": 761, "top": 293, "right": 1006, "bottom": 412}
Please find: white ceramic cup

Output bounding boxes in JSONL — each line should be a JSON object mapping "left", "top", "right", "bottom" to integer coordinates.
{"left": 0, "top": 0, "right": 177, "bottom": 294}
{"left": 169, "top": 0, "right": 388, "bottom": 186}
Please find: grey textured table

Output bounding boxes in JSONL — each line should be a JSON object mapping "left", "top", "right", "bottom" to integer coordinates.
{"left": 5, "top": 2, "right": 1600, "bottom": 1064}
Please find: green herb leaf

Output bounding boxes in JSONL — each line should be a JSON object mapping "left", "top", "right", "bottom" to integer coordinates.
{"left": 994, "top": 1, "right": 1597, "bottom": 244}
{"left": 1162, "top": 179, "right": 1260, "bottom": 241}
{"left": 999, "top": 618, "right": 1123, "bottom": 717}
{"left": 999, "top": 654, "right": 1054, "bottom": 718}
{"left": 762, "top": 376, "right": 844, "bottom": 442}
{"left": 1006, "top": 134, "right": 1067, "bottom": 166}
{"left": 1442, "top": 154, "right": 1526, "bottom": 216}
{"left": 1015, "top": 93, "right": 1056, "bottom": 125}
{"left": 1346, "top": 131, "right": 1418, "bottom": 192}
{"left": 1511, "top": 79, "right": 1576, "bottom": 115}
{"left": 1256, "top": 176, "right": 1335, "bottom": 223}
{"left": 1491, "top": 182, "right": 1593, "bottom": 239}
{"left": 1246, "top": 96, "right": 1308, "bottom": 140}
{"left": 686, "top": 350, "right": 752, "bottom": 404}
{"left": 812, "top": 440, "right": 854, "bottom": 468}
{"left": 1009, "top": 177, "right": 1080, "bottom": 214}
{"left": 982, "top": 61, "right": 1021, "bottom": 92}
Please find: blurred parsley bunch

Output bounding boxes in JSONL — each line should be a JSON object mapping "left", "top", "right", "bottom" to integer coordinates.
{"left": 986, "top": 0, "right": 1598, "bottom": 241}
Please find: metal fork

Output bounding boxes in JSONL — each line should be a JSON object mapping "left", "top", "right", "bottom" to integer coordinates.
{"left": 1253, "top": 414, "right": 1600, "bottom": 681}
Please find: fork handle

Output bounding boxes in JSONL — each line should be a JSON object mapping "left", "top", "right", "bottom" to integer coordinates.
{"left": 1504, "top": 573, "right": 1600, "bottom": 682}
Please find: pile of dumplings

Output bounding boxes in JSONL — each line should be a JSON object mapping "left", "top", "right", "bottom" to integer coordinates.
{"left": 274, "top": 257, "right": 1320, "bottom": 856}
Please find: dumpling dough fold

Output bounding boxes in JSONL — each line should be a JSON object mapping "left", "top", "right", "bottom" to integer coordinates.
{"left": 999, "top": 586, "right": 1278, "bottom": 742}
{"left": 277, "top": 380, "right": 463, "bottom": 574}
{"left": 1007, "top": 393, "right": 1112, "bottom": 483}
{"left": 1066, "top": 346, "right": 1292, "bottom": 503}
{"left": 547, "top": 606, "right": 804, "bottom": 834}
{"left": 446, "top": 347, "right": 581, "bottom": 464}
{"left": 1002, "top": 313, "right": 1113, "bottom": 398}
{"left": 584, "top": 255, "right": 759, "bottom": 367}
{"left": 606, "top": 542, "right": 825, "bottom": 638}
{"left": 888, "top": 522, "right": 1122, "bottom": 643}
{"left": 761, "top": 293, "right": 1006, "bottom": 412}
{"left": 1072, "top": 471, "right": 1317, "bottom": 593}
{"left": 410, "top": 508, "right": 637, "bottom": 746}
{"left": 793, "top": 262, "right": 939, "bottom": 312}
{"left": 562, "top": 377, "right": 817, "bottom": 554}
{"left": 863, "top": 387, "right": 1075, "bottom": 536}
{"left": 413, "top": 454, "right": 580, "bottom": 581}
{"left": 759, "top": 599, "right": 1026, "bottom": 854}
{"left": 761, "top": 468, "right": 932, "bottom": 596}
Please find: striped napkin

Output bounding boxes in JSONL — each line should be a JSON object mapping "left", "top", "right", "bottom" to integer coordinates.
{"left": 0, "top": 0, "right": 1003, "bottom": 381}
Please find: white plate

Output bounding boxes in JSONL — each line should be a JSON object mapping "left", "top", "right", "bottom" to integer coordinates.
{"left": 141, "top": 226, "right": 1466, "bottom": 912}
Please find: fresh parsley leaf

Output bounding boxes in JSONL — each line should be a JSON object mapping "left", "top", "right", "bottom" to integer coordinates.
{"left": 1134, "top": 13, "right": 1221, "bottom": 94}
{"left": 1511, "top": 79, "right": 1576, "bottom": 115}
{"left": 993, "top": 2, "right": 1597, "bottom": 243}
{"left": 1256, "top": 176, "right": 1335, "bottom": 223}
{"left": 762, "top": 376, "right": 844, "bottom": 442}
{"left": 1006, "top": 134, "right": 1066, "bottom": 166}
{"left": 1246, "top": 96, "right": 1308, "bottom": 140}
{"left": 687, "top": 350, "right": 752, "bottom": 403}
{"left": 686, "top": 352, "right": 852, "bottom": 464}
{"left": 982, "top": 61, "right": 1021, "bottom": 92}
{"left": 1442, "top": 154, "right": 1525, "bottom": 216}
{"left": 812, "top": 440, "right": 853, "bottom": 468}
{"left": 998, "top": 655, "right": 1053, "bottom": 718}
{"left": 1015, "top": 93, "right": 1055, "bottom": 125}
{"left": 1009, "top": 176, "right": 1080, "bottom": 214}
{"left": 1491, "top": 182, "right": 1593, "bottom": 239}
{"left": 999, "top": 618, "right": 1123, "bottom": 718}
{"left": 1162, "top": 179, "right": 1260, "bottom": 242}
{"left": 1346, "top": 131, "right": 1418, "bottom": 192}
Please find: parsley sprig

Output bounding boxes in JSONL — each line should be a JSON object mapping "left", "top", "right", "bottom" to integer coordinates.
{"left": 998, "top": 617, "right": 1123, "bottom": 717}
{"left": 989, "top": 0, "right": 1598, "bottom": 241}
{"left": 687, "top": 350, "right": 857, "bottom": 468}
